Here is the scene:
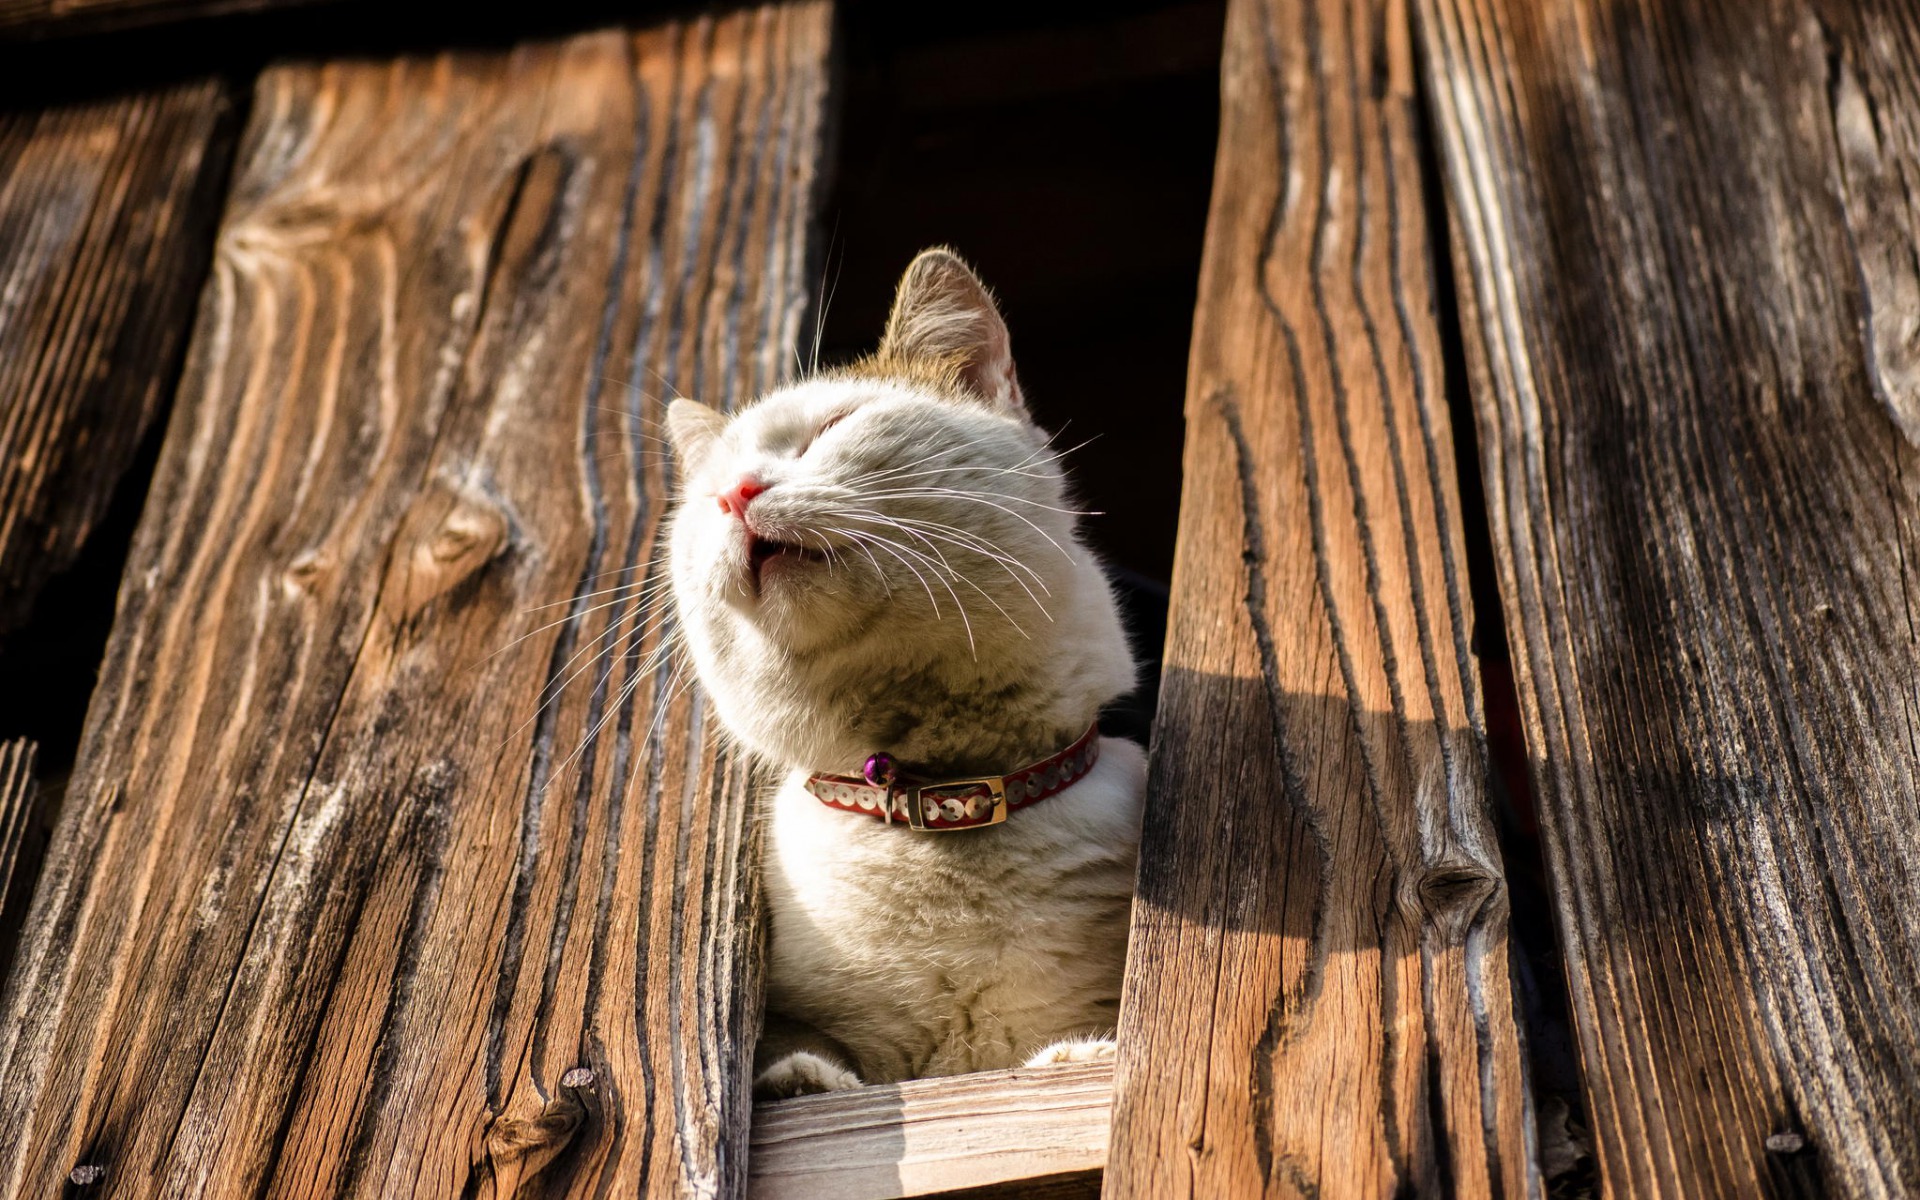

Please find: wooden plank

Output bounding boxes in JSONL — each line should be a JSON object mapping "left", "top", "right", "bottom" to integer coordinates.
{"left": 0, "top": 7, "right": 832, "bottom": 1197}
{"left": 0, "top": 79, "right": 236, "bottom": 636}
{"left": 0, "top": 0, "right": 325, "bottom": 40}
{"left": 1415, "top": 0, "right": 1920, "bottom": 1195}
{"left": 749, "top": 1062, "right": 1111, "bottom": 1200}
{"left": 1104, "top": 0, "right": 1537, "bottom": 1195}
{"left": 0, "top": 739, "right": 37, "bottom": 954}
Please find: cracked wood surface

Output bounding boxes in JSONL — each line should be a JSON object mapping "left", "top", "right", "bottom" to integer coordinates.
{"left": 0, "top": 79, "right": 236, "bottom": 637}
{"left": 1105, "top": 0, "right": 1536, "bottom": 1195}
{"left": 0, "top": 7, "right": 831, "bottom": 1196}
{"left": 1417, "top": 0, "right": 1920, "bottom": 1194}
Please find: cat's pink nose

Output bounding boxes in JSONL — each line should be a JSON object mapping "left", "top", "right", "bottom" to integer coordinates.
{"left": 717, "top": 476, "right": 767, "bottom": 519}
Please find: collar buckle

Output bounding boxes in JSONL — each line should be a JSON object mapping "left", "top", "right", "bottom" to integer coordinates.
{"left": 899, "top": 775, "right": 1010, "bottom": 831}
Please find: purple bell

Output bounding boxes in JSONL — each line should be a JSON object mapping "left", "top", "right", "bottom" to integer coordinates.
{"left": 863, "top": 753, "right": 896, "bottom": 787}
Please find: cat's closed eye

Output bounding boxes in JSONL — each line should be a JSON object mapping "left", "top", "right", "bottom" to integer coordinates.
{"left": 799, "top": 410, "right": 850, "bottom": 453}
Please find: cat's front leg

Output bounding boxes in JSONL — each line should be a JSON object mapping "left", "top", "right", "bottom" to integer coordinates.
{"left": 1024, "top": 1035, "right": 1117, "bottom": 1068}
{"left": 754, "top": 1050, "right": 864, "bottom": 1098}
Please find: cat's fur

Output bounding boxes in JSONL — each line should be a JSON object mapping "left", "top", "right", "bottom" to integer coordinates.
{"left": 664, "top": 248, "right": 1144, "bottom": 1094}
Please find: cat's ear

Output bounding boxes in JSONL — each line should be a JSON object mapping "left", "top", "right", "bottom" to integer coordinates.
{"left": 878, "top": 248, "right": 1024, "bottom": 411}
{"left": 666, "top": 398, "right": 725, "bottom": 471}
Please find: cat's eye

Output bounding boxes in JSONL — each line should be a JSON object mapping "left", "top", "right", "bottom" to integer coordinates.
{"left": 798, "top": 410, "right": 849, "bottom": 454}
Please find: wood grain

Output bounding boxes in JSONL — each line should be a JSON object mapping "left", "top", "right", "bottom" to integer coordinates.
{"left": 0, "top": 0, "right": 328, "bottom": 39}
{"left": 749, "top": 1062, "right": 1111, "bottom": 1200}
{"left": 1105, "top": 0, "right": 1536, "bottom": 1195}
{"left": 1416, "top": 0, "right": 1920, "bottom": 1194}
{"left": 0, "top": 740, "right": 37, "bottom": 954}
{"left": 0, "top": 80, "right": 235, "bottom": 636}
{"left": 0, "top": 7, "right": 831, "bottom": 1197}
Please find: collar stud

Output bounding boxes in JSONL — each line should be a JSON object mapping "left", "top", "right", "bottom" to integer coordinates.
{"left": 808, "top": 724, "right": 1102, "bottom": 832}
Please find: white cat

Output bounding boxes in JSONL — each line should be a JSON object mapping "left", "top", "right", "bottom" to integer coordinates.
{"left": 664, "top": 248, "right": 1145, "bottom": 1096}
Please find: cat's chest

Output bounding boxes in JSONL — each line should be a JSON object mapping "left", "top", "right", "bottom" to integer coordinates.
{"left": 765, "top": 779, "right": 1120, "bottom": 962}
{"left": 759, "top": 745, "right": 1145, "bottom": 1078}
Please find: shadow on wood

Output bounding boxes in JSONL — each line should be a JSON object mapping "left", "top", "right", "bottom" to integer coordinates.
{"left": 1104, "top": 0, "right": 1537, "bottom": 1195}
{"left": 1417, "top": 0, "right": 1920, "bottom": 1194}
{"left": 0, "top": 79, "right": 237, "bottom": 638}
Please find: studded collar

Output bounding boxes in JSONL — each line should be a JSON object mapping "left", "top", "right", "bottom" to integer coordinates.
{"left": 803, "top": 723, "right": 1102, "bottom": 831}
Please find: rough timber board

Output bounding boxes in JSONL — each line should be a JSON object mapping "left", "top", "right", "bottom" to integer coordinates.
{"left": 0, "top": 79, "right": 236, "bottom": 637}
{"left": 1104, "top": 0, "right": 1536, "bottom": 1195}
{"left": 0, "top": 0, "right": 323, "bottom": 39}
{"left": 1416, "top": 0, "right": 1920, "bottom": 1194}
{"left": 749, "top": 1061, "right": 1111, "bottom": 1200}
{"left": 0, "top": 7, "right": 832, "bottom": 1197}
{"left": 0, "top": 740, "right": 36, "bottom": 953}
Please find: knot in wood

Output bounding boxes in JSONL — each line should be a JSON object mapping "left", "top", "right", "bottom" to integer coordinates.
{"left": 283, "top": 549, "right": 330, "bottom": 596}
{"left": 396, "top": 490, "right": 509, "bottom": 620}
{"left": 429, "top": 503, "right": 505, "bottom": 564}
{"left": 1410, "top": 861, "right": 1502, "bottom": 924}
{"left": 485, "top": 1093, "right": 586, "bottom": 1167}
{"left": 69, "top": 1165, "right": 106, "bottom": 1187}
{"left": 1766, "top": 1130, "right": 1807, "bottom": 1155}
{"left": 560, "top": 1066, "right": 595, "bottom": 1089}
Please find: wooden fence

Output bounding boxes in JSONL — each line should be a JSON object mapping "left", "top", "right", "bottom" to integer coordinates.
{"left": 0, "top": 0, "right": 1915, "bottom": 1196}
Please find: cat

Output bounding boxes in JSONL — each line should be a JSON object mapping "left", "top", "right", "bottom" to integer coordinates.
{"left": 664, "top": 248, "right": 1145, "bottom": 1097}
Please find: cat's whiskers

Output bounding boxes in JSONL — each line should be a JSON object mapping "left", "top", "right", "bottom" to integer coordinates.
{"left": 547, "top": 574, "right": 690, "bottom": 773}
{"left": 492, "top": 574, "right": 681, "bottom": 756}
{"left": 867, "top": 511, "right": 1052, "bottom": 596}
{"left": 861, "top": 486, "right": 1082, "bottom": 561}
{"left": 810, "top": 243, "right": 841, "bottom": 377}
{"left": 638, "top": 655, "right": 704, "bottom": 774}
{"left": 834, "top": 439, "right": 998, "bottom": 493}
{"left": 866, "top": 485, "right": 1097, "bottom": 518}
{"left": 517, "top": 571, "right": 670, "bottom": 617}
{"left": 840, "top": 527, "right": 949, "bottom": 624}
{"left": 479, "top": 574, "right": 673, "bottom": 671}
{"left": 851, "top": 434, "right": 1095, "bottom": 488}
{"left": 842, "top": 523, "right": 1033, "bottom": 649}
{"left": 551, "top": 620, "right": 687, "bottom": 787}
{"left": 845, "top": 509, "right": 1037, "bottom": 581}
{"left": 837, "top": 508, "right": 1054, "bottom": 622}
{"left": 831, "top": 428, "right": 1093, "bottom": 498}
{"left": 820, "top": 525, "right": 895, "bottom": 598}
{"left": 529, "top": 581, "right": 681, "bottom": 731}
{"left": 593, "top": 445, "right": 679, "bottom": 467}
{"left": 579, "top": 401, "right": 680, "bottom": 440}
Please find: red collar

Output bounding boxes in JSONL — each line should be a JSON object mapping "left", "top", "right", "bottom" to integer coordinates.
{"left": 804, "top": 724, "right": 1102, "bottom": 831}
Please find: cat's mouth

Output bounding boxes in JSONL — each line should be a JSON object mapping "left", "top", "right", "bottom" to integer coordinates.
{"left": 746, "top": 531, "right": 829, "bottom": 587}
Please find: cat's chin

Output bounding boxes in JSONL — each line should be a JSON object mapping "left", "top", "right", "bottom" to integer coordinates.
{"left": 715, "top": 555, "right": 866, "bottom": 653}
{"left": 723, "top": 553, "right": 827, "bottom": 615}
{"left": 747, "top": 536, "right": 829, "bottom": 589}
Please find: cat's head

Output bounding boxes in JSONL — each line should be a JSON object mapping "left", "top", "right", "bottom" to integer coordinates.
{"left": 665, "top": 249, "right": 1117, "bottom": 764}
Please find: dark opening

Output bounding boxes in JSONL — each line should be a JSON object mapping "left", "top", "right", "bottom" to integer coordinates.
{"left": 814, "top": 0, "right": 1226, "bottom": 738}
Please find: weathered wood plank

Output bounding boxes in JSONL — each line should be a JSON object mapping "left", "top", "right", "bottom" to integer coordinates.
{"left": 0, "top": 739, "right": 37, "bottom": 955}
{"left": 0, "top": 7, "right": 831, "bottom": 1197}
{"left": 0, "top": 80, "right": 235, "bottom": 636}
{"left": 749, "top": 1062, "right": 1111, "bottom": 1200}
{"left": 1415, "top": 0, "right": 1920, "bottom": 1194}
{"left": 1105, "top": 0, "right": 1536, "bottom": 1195}
{"left": 0, "top": 0, "right": 320, "bottom": 39}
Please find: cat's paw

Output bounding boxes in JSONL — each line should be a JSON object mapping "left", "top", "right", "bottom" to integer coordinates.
{"left": 1024, "top": 1036, "right": 1117, "bottom": 1068}
{"left": 754, "top": 1051, "right": 864, "bottom": 1099}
